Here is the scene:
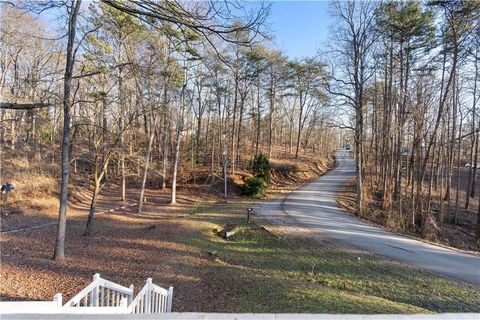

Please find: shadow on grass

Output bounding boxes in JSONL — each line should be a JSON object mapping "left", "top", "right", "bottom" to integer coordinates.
{"left": 1, "top": 200, "right": 479, "bottom": 313}
{"left": 173, "top": 207, "right": 480, "bottom": 313}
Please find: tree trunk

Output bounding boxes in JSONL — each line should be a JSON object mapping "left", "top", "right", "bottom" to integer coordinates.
{"left": 477, "top": 196, "right": 480, "bottom": 239}
{"left": 355, "top": 95, "right": 364, "bottom": 218}
{"left": 161, "top": 85, "right": 169, "bottom": 190}
{"left": 467, "top": 48, "right": 478, "bottom": 206}
{"left": 170, "top": 119, "right": 182, "bottom": 205}
{"left": 53, "top": 0, "right": 81, "bottom": 261}
{"left": 268, "top": 73, "right": 275, "bottom": 159}
{"left": 195, "top": 94, "right": 202, "bottom": 164}
{"left": 454, "top": 115, "right": 462, "bottom": 223}
{"left": 120, "top": 117, "right": 126, "bottom": 202}
{"left": 138, "top": 119, "right": 156, "bottom": 213}
{"left": 171, "top": 69, "right": 187, "bottom": 205}
{"left": 84, "top": 176, "right": 101, "bottom": 236}
{"left": 236, "top": 95, "right": 246, "bottom": 162}
{"left": 255, "top": 80, "right": 261, "bottom": 156}
{"left": 230, "top": 74, "right": 238, "bottom": 175}
{"left": 295, "top": 94, "right": 304, "bottom": 159}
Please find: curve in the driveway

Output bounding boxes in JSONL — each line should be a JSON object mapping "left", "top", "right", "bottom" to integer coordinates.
{"left": 263, "top": 150, "right": 480, "bottom": 286}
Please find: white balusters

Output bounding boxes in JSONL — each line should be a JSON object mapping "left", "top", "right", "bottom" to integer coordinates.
{"left": 64, "top": 273, "right": 134, "bottom": 308}
{"left": 53, "top": 273, "right": 171, "bottom": 314}
{"left": 127, "top": 278, "right": 173, "bottom": 314}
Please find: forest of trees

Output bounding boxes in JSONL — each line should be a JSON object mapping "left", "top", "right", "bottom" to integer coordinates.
{"left": 1, "top": 0, "right": 479, "bottom": 261}
{"left": 0, "top": 1, "right": 337, "bottom": 260}
{"left": 327, "top": 1, "right": 480, "bottom": 240}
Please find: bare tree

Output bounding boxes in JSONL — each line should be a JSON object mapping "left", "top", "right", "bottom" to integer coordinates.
{"left": 54, "top": 0, "right": 82, "bottom": 261}
{"left": 325, "top": 1, "right": 377, "bottom": 217}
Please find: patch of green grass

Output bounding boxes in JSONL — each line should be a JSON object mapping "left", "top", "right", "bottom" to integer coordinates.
{"left": 177, "top": 202, "right": 480, "bottom": 313}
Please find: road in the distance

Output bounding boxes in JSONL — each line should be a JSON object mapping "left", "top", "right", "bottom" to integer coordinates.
{"left": 256, "top": 150, "right": 480, "bottom": 286}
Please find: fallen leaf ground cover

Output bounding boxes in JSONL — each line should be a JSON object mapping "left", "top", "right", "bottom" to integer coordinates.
{"left": 1, "top": 190, "right": 479, "bottom": 313}
{"left": 1, "top": 155, "right": 479, "bottom": 313}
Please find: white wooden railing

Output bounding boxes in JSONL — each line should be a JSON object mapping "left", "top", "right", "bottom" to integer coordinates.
{"left": 65, "top": 273, "right": 134, "bottom": 308}
{"left": 0, "top": 293, "right": 63, "bottom": 314}
{"left": 128, "top": 278, "right": 173, "bottom": 314}
{"left": 0, "top": 274, "right": 173, "bottom": 314}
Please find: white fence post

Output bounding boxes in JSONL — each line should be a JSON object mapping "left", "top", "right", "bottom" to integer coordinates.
{"left": 92, "top": 273, "right": 100, "bottom": 307}
{"left": 120, "top": 297, "right": 128, "bottom": 309}
{"left": 53, "top": 293, "right": 62, "bottom": 307}
{"left": 145, "top": 278, "right": 152, "bottom": 314}
{"left": 128, "top": 285, "right": 134, "bottom": 304}
{"left": 167, "top": 287, "right": 173, "bottom": 312}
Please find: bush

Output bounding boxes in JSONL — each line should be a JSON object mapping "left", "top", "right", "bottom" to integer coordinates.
{"left": 242, "top": 154, "right": 271, "bottom": 198}
{"left": 249, "top": 153, "right": 271, "bottom": 181}
{"left": 241, "top": 176, "right": 269, "bottom": 198}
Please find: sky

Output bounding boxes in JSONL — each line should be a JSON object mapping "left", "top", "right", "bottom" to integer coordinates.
{"left": 269, "top": 1, "right": 333, "bottom": 59}
{"left": 34, "top": 0, "right": 334, "bottom": 60}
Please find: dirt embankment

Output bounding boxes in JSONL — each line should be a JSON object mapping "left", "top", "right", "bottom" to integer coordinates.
{"left": 0, "top": 151, "right": 335, "bottom": 306}
{"left": 1, "top": 146, "right": 334, "bottom": 232}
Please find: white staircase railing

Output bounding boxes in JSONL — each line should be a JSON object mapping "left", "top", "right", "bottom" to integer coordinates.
{"left": 128, "top": 278, "right": 173, "bottom": 314}
{"left": 64, "top": 273, "right": 134, "bottom": 308}
{"left": 1, "top": 274, "right": 173, "bottom": 314}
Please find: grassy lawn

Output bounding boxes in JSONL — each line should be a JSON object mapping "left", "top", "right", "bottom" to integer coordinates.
{"left": 1, "top": 194, "right": 479, "bottom": 313}
{"left": 174, "top": 201, "right": 480, "bottom": 313}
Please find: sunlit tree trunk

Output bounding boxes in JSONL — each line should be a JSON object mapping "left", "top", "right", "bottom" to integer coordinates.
{"left": 54, "top": 0, "right": 81, "bottom": 261}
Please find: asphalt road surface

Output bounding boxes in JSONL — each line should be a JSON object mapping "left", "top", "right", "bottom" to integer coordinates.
{"left": 256, "top": 150, "right": 480, "bottom": 286}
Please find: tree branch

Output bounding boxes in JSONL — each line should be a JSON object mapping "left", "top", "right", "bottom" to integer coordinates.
{"left": 0, "top": 102, "right": 52, "bottom": 110}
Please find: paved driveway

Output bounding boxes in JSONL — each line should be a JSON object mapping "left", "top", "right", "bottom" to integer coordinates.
{"left": 256, "top": 150, "right": 480, "bottom": 286}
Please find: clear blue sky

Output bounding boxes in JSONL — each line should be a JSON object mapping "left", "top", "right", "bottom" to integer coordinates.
{"left": 269, "top": 1, "right": 333, "bottom": 59}
{"left": 37, "top": 0, "right": 333, "bottom": 60}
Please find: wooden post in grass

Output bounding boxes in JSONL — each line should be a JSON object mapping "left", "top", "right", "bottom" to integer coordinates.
{"left": 247, "top": 208, "right": 253, "bottom": 223}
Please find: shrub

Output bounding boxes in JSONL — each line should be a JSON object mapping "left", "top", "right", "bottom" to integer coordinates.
{"left": 242, "top": 154, "right": 271, "bottom": 198}
{"left": 249, "top": 153, "right": 271, "bottom": 181}
{"left": 241, "top": 176, "right": 269, "bottom": 198}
